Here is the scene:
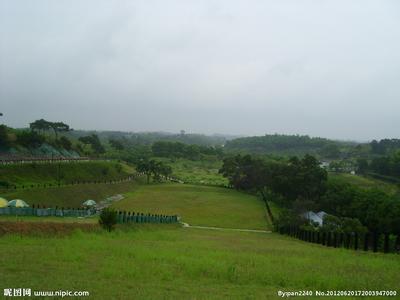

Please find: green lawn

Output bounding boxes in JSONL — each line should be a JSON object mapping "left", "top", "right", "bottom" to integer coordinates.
{"left": 0, "top": 226, "right": 398, "bottom": 299}
{"left": 156, "top": 157, "right": 228, "bottom": 186}
{"left": 113, "top": 183, "right": 269, "bottom": 230}
{"left": 1, "top": 181, "right": 139, "bottom": 208}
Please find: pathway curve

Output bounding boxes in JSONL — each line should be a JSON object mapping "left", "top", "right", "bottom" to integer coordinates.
{"left": 180, "top": 222, "right": 272, "bottom": 233}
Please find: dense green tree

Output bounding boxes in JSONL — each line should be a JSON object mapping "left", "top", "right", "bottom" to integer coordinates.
{"left": 99, "top": 208, "right": 118, "bottom": 232}
{"left": 16, "top": 131, "right": 45, "bottom": 148}
{"left": 152, "top": 141, "right": 221, "bottom": 160}
{"left": 79, "top": 134, "right": 105, "bottom": 154}
{"left": 136, "top": 159, "right": 172, "bottom": 183}
{"left": 57, "top": 136, "right": 72, "bottom": 150}
{"left": 0, "top": 125, "right": 10, "bottom": 148}
{"left": 30, "top": 119, "right": 70, "bottom": 140}
{"left": 109, "top": 139, "right": 124, "bottom": 150}
{"left": 356, "top": 158, "right": 369, "bottom": 174}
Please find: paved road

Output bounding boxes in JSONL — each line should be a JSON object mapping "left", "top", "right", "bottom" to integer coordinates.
{"left": 180, "top": 222, "right": 272, "bottom": 233}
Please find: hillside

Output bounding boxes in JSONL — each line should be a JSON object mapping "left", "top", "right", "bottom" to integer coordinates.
{"left": 224, "top": 134, "right": 357, "bottom": 157}
{"left": 112, "top": 183, "right": 270, "bottom": 230}
{"left": 0, "top": 161, "right": 134, "bottom": 187}
{"left": 156, "top": 157, "right": 228, "bottom": 186}
{"left": 1, "top": 181, "right": 139, "bottom": 208}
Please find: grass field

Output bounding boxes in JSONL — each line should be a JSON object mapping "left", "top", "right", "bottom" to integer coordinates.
{"left": 113, "top": 183, "right": 269, "bottom": 230}
{"left": 1, "top": 181, "right": 139, "bottom": 208}
{"left": 1, "top": 225, "right": 399, "bottom": 299}
{"left": 0, "top": 161, "right": 134, "bottom": 186}
{"left": 156, "top": 158, "right": 228, "bottom": 186}
{"left": 330, "top": 173, "right": 400, "bottom": 195}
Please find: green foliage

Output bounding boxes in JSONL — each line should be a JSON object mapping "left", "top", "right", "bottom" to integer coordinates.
{"left": 273, "top": 208, "right": 307, "bottom": 231}
{"left": 109, "top": 139, "right": 124, "bottom": 150}
{"left": 136, "top": 159, "right": 172, "bottom": 183}
{"left": 79, "top": 134, "right": 105, "bottom": 154}
{"left": 16, "top": 130, "right": 45, "bottom": 148}
{"left": 224, "top": 134, "right": 351, "bottom": 157}
{"left": 30, "top": 119, "right": 70, "bottom": 139}
{"left": 0, "top": 125, "right": 11, "bottom": 148}
{"left": 220, "top": 154, "right": 327, "bottom": 204}
{"left": 318, "top": 143, "right": 341, "bottom": 159}
{"left": 156, "top": 158, "right": 227, "bottom": 186}
{"left": 369, "top": 151, "right": 400, "bottom": 177}
{"left": 99, "top": 208, "right": 118, "bottom": 232}
{"left": 57, "top": 136, "right": 72, "bottom": 150}
{"left": 321, "top": 178, "right": 400, "bottom": 233}
{"left": 152, "top": 141, "right": 222, "bottom": 160}
{"left": 321, "top": 215, "right": 367, "bottom": 234}
{"left": 0, "top": 161, "right": 132, "bottom": 186}
{"left": 370, "top": 139, "right": 400, "bottom": 155}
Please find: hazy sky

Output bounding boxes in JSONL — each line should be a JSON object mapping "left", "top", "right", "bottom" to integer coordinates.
{"left": 1, "top": 0, "right": 400, "bottom": 141}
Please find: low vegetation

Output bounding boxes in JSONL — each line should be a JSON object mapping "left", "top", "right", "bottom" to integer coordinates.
{"left": 1, "top": 181, "right": 139, "bottom": 208}
{"left": 157, "top": 157, "right": 228, "bottom": 186}
{"left": 0, "top": 226, "right": 399, "bottom": 299}
{"left": 113, "top": 183, "right": 269, "bottom": 230}
{"left": 0, "top": 161, "right": 133, "bottom": 187}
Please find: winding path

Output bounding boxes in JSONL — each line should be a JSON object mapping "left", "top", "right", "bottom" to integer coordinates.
{"left": 180, "top": 222, "right": 272, "bottom": 233}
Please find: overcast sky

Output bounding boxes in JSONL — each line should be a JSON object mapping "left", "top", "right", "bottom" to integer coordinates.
{"left": 1, "top": 0, "right": 399, "bottom": 141}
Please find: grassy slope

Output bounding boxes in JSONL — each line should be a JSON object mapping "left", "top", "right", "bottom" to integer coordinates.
{"left": 113, "top": 183, "right": 269, "bottom": 230}
{"left": 0, "top": 161, "right": 133, "bottom": 186}
{"left": 1, "top": 181, "right": 139, "bottom": 208}
{"left": 330, "top": 173, "right": 400, "bottom": 195}
{"left": 0, "top": 226, "right": 398, "bottom": 299}
{"left": 156, "top": 157, "right": 228, "bottom": 186}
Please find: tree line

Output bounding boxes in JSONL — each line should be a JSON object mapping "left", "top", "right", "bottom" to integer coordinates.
{"left": 151, "top": 141, "right": 223, "bottom": 160}
{"left": 357, "top": 151, "right": 400, "bottom": 179}
{"left": 219, "top": 154, "right": 400, "bottom": 234}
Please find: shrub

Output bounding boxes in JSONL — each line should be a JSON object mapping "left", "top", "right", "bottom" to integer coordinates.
{"left": 99, "top": 208, "right": 118, "bottom": 232}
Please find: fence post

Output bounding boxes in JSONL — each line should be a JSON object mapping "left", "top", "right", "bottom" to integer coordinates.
{"left": 327, "top": 232, "right": 331, "bottom": 247}
{"left": 354, "top": 233, "right": 358, "bottom": 251}
{"left": 364, "top": 233, "right": 369, "bottom": 251}
{"left": 373, "top": 232, "right": 379, "bottom": 253}
{"left": 322, "top": 232, "right": 326, "bottom": 246}
{"left": 384, "top": 233, "right": 389, "bottom": 253}
{"left": 317, "top": 231, "right": 320, "bottom": 244}
{"left": 343, "top": 233, "right": 348, "bottom": 249}
{"left": 395, "top": 235, "right": 400, "bottom": 253}
{"left": 333, "top": 232, "right": 337, "bottom": 248}
{"left": 341, "top": 233, "right": 345, "bottom": 247}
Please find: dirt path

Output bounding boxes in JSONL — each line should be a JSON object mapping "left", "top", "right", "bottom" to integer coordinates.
{"left": 180, "top": 222, "right": 271, "bottom": 233}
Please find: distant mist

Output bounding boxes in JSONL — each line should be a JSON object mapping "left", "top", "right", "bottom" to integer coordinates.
{"left": 1, "top": 0, "right": 400, "bottom": 141}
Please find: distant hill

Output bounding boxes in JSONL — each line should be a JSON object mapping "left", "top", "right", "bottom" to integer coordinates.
{"left": 224, "top": 134, "right": 358, "bottom": 158}
{"left": 66, "top": 130, "right": 237, "bottom": 147}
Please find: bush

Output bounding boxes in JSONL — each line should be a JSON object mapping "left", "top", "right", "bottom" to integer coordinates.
{"left": 16, "top": 130, "right": 45, "bottom": 148}
{"left": 99, "top": 208, "right": 118, "bottom": 232}
{"left": 273, "top": 208, "right": 307, "bottom": 231}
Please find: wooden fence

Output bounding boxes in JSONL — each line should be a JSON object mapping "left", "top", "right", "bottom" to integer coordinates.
{"left": 0, "top": 156, "right": 110, "bottom": 165}
{"left": 278, "top": 226, "right": 400, "bottom": 254}
{"left": 0, "top": 206, "right": 93, "bottom": 217}
{"left": 0, "top": 206, "right": 179, "bottom": 224}
{"left": 115, "top": 210, "right": 179, "bottom": 224}
{"left": 0, "top": 176, "right": 136, "bottom": 192}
